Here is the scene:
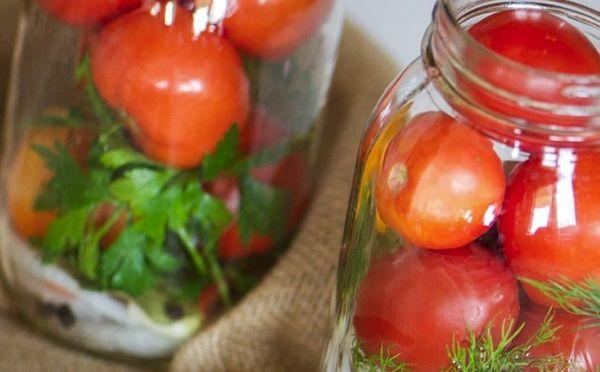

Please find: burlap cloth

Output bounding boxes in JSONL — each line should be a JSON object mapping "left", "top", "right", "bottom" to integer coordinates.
{"left": 0, "top": 12, "right": 399, "bottom": 371}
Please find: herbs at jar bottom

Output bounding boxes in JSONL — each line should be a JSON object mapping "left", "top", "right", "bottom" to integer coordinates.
{"left": 351, "top": 309, "right": 582, "bottom": 371}
{"left": 6, "top": 55, "right": 309, "bottom": 324}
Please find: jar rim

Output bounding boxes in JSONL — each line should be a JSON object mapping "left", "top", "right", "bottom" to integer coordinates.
{"left": 437, "top": 0, "right": 600, "bottom": 83}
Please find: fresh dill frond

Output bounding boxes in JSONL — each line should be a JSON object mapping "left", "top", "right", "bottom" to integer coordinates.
{"left": 520, "top": 276, "right": 600, "bottom": 327}
{"left": 351, "top": 341, "right": 411, "bottom": 372}
{"left": 446, "top": 312, "right": 569, "bottom": 371}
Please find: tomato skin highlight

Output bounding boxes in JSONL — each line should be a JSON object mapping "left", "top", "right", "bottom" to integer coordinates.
{"left": 353, "top": 245, "right": 520, "bottom": 370}
{"left": 515, "top": 304, "right": 599, "bottom": 370}
{"left": 499, "top": 153, "right": 600, "bottom": 308}
{"left": 224, "top": 0, "right": 333, "bottom": 59}
{"left": 91, "top": 6, "right": 250, "bottom": 168}
{"left": 37, "top": 0, "right": 142, "bottom": 26}
{"left": 465, "top": 10, "right": 600, "bottom": 127}
{"left": 375, "top": 112, "right": 505, "bottom": 250}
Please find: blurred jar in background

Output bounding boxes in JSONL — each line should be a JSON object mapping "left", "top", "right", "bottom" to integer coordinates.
{"left": 0, "top": 0, "right": 342, "bottom": 359}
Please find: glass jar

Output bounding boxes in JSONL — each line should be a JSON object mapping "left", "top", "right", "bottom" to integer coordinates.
{"left": 324, "top": 0, "right": 599, "bottom": 370}
{"left": 0, "top": 0, "right": 342, "bottom": 359}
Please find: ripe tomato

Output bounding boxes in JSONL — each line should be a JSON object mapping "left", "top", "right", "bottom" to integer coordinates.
{"left": 465, "top": 10, "right": 600, "bottom": 127}
{"left": 353, "top": 244, "right": 520, "bottom": 370}
{"left": 91, "top": 5, "right": 250, "bottom": 168}
{"left": 375, "top": 112, "right": 505, "bottom": 250}
{"left": 499, "top": 152, "right": 600, "bottom": 307}
{"left": 224, "top": 0, "right": 333, "bottom": 59}
{"left": 37, "top": 0, "right": 142, "bottom": 26}
{"left": 469, "top": 10, "right": 600, "bottom": 75}
{"left": 515, "top": 304, "right": 599, "bottom": 370}
{"left": 197, "top": 284, "right": 219, "bottom": 315}
{"left": 8, "top": 127, "right": 69, "bottom": 238}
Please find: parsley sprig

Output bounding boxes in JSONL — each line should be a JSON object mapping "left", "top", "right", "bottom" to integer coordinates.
{"left": 31, "top": 54, "right": 302, "bottom": 308}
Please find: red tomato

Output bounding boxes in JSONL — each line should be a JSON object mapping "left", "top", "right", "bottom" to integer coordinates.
{"left": 375, "top": 112, "right": 505, "bottom": 250}
{"left": 197, "top": 284, "right": 220, "bottom": 315}
{"left": 353, "top": 244, "right": 520, "bottom": 370}
{"left": 499, "top": 152, "right": 600, "bottom": 307}
{"left": 224, "top": 0, "right": 333, "bottom": 59}
{"left": 8, "top": 127, "right": 70, "bottom": 238}
{"left": 465, "top": 10, "right": 600, "bottom": 127}
{"left": 8, "top": 126, "right": 94, "bottom": 239}
{"left": 37, "top": 0, "right": 142, "bottom": 26}
{"left": 469, "top": 10, "right": 600, "bottom": 75}
{"left": 515, "top": 304, "right": 599, "bottom": 370}
{"left": 91, "top": 5, "right": 250, "bottom": 168}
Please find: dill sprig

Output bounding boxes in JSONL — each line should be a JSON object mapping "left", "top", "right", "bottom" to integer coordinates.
{"left": 446, "top": 312, "right": 569, "bottom": 371}
{"left": 520, "top": 276, "right": 600, "bottom": 326}
{"left": 351, "top": 341, "right": 411, "bottom": 372}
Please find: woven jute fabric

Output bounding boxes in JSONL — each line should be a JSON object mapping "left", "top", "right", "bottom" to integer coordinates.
{"left": 0, "top": 20, "right": 398, "bottom": 372}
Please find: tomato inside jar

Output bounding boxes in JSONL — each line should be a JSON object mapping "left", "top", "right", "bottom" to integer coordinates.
{"left": 324, "top": 1, "right": 600, "bottom": 371}
{"left": 0, "top": 0, "right": 341, "bottom": 359}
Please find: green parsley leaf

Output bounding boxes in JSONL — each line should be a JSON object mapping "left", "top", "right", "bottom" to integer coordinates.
{"left": 37, "top": 108, "right": 86, "bottom": 127}
{"left": 238, "top": 175, "right": 290, "bottom": 244}
{"left": 77, "top": 55, "right": 114, "bottom": 128}
{"left": 43, "top": 207, "right": 93, "bottom": 263}
{"left": 110, "top": 168, "right": 174, "bottom": 207}
{"left": 145, "top": 244, "right": 182, "bottom": 273}
{"left": 194, "top": 192, "right": 232, "bottom": 242}
{"left": 34, "top": 143, "right": 110, "bottom": 211}
{"left": 100, "top": 227, "right": 156, "bottom": 296}
{"left": 200, "top": 125, "right": 242, "bottom": 181}
{"left": 234, "top": 134, "right": 308, "bottom": 174}
{"left": 100, "top": 148, "right": 160, "bottom": 169}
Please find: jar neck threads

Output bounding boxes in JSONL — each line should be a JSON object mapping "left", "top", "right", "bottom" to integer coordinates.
{"left": 423, "top": 0, "right": 600, "bottom": 149}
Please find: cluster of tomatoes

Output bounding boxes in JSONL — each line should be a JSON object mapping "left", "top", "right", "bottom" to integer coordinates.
{"left": 8, "top": 0, "right": 331, "bottom": 260}
{"left": 354, "top": 9, "right": 600, "bottom": 370}
{"left": 37, "top": 0, "right": 331, "bottom": 168}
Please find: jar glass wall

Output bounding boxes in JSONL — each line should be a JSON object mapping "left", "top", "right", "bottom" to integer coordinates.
{"left": 324, "top": 0, "right": 599, "bottom": 370}
{"left": 0, "top": 0, "right": 342, "bottom": 359}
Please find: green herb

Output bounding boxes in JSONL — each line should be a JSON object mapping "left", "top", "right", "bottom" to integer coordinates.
{"left": 100, "top": 227, "right": 158, "bottom": 296}
{"left": 238, "top": 175, "right": 290, "bottom": 245}
{"left": 31, "top": 54, "right": 302, "bottom": 306}
{"left": 42, "top": 207, "right": 93, "bottom": 262}
{"left": 100, "top": 147, "right": 160, "bottom": 169}
{"left": 520, "top": 276, "right": 600, "bottom": 327}
{"left": 200, "top": 125, "right": 242, "bottom": 181}
{"left": 233, "top": 133, "right": 309, "bottom": 174}
{"left": 446, "top": 312, "right": 568, "bottom": 371}
{"left": 37, "top": 108, "right": 86, "bottom": 127}
{"left": 351, "top": 341, "right": 411, "bottom": 372}
{"left": 33, "top": 143, "right": 110, "bottom": 211}
{"left": 76, "top": 55, "right": 114, "bottom": 128}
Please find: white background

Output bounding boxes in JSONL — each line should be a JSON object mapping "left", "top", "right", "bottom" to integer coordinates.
{"left": 345, "top": 0, "right": 437, "bottom": 68}
{"left": 344, "top": 0, "right": 599, "bottom": 68}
